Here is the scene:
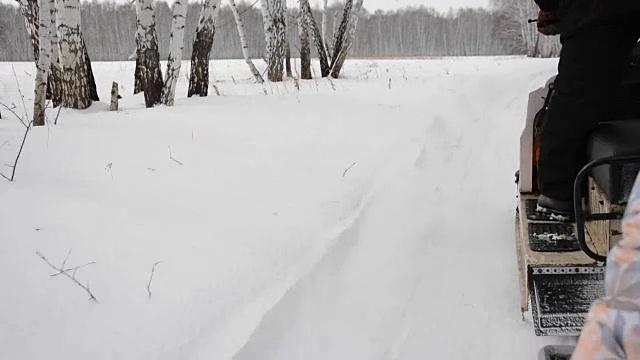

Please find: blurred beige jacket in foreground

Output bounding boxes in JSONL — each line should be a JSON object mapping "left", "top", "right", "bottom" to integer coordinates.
{"left": 573, "top": 175, "right": 640, "bottom": 359}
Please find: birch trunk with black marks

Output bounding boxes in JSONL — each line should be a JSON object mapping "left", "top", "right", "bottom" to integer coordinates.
{"left": 134, "top": 0, "right": 163, "bottom": 107}
{"left": 188, "top": 0, "right": 221, "bottom": 97}
{"left": 331, "top": 10, "right": 339, "bottom": 56}
{"left": 285, "top": 43, "right": 292, "bottom": 78}
{"left": 299, "top": 0, "right": 329, "bottom": 77}
{"left": 162, "top": 0, "right": 188, "bottom": 106}
{"left": 229, "top": 0, "right": 263, "bottom": 83}
{"left": 18, "top": 0, "right": 62, "bottom": 106}
{"left": 49, "top": 10, "right": 63, "bottom": 107}
{"left": 82, "top": 36, "right": 99, "bottom": 101}
{"left": 322, "top": 0, "right": 329, "bottom": 54}
{"left": 283, "top": 0, "right": 292, "bottom": 78}
{"left": 330, "top": 0, "right": 352, "bottom": 69}
{"left": 259, "top": 0, "right": 274, "bottom": 63}
{"left": 33, "top": 0, "right": 53, "bottom": 126}
{"left": 298, "top": 12, "right": 311, "bottom": 80}
{"left": 330, "top": 0, "right": 363, "bottom": 79}
{"left": 56, "top": 0, "right": 92, "bottom": 109}
{"left": 17, "top": 0, "right": 39, "bottom": 61}
{"left": 261, "top": 0, "right": 285, "bottom": 82}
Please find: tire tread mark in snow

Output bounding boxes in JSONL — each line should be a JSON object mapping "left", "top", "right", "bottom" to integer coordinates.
{"left": 382, "top": 272, "right": 425, "bottom": 360}
{"left": 232, "top": 189, "right": 378, "bottom": 359}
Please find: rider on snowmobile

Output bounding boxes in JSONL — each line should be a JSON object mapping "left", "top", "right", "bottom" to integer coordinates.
{"left": 534, "top": 0, "right": 640, "bottom": 216}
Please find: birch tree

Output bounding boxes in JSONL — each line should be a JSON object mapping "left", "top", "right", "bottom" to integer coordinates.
{"left": 49, "top": 10, "right": 62, "bottom": 107}
{"left": 135, "top": 0, "right": 163, "bottom": 107}
{"left": 229, "top": 0, "right": 263, "bottom": 83}
{"left": 5, "top": 4, "right": 534, "bottom": 61}
{"left": 16, "top": 0, "right": 39, "bottom": 61}
{"left": 56, "top": 0, "right": 93, "bottom": 109}
{"left": 187, "top": 0, "right": 221, "bottom": 97}
{"left": 331, "top": 9, "right": 339, "bottom": 55}
{"left": 299, "top": 0, "right": 330, "bottom": 77}
{"left": 16, "top": 0, "right": 63, "bottom": 106}
{"left": 298, "top": 11, "right": 311, "bottom": 80}
{"left": 261, "top": 0, "right": 286, "bottom": 82}
{"left": 259, "top": 0, "right": 274, "bottom": 65}
{"left": 162, "top": 0, "right": 188, "bottom": 106}
{"left": 322, "top": 0, "right": 329, "bottom": 53}
{"left": 33, "top": 0, "right": 53, "bottom": 126}
{"left": 330, "top": 0, "right": 363, "bottom": 78}
{"left": 331, "top": 0, "right": 353, "bottom": 68}
{"left": 284, "top": 0, "right": 292, "bottom": 78}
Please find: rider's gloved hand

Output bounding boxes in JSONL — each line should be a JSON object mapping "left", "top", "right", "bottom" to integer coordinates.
{"left": 537, "top": 10, "right": 561, "bottom": 36}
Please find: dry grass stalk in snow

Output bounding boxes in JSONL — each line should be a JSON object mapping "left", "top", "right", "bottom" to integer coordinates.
{"left": 147, "top": 261, "right": 163, "bottom": 299}
{"left": 1, "top": 68, "right": 34, "bottom": 181}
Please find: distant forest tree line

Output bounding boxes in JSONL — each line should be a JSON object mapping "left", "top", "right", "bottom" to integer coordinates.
{"left": 0, "top": 0, "right": 560, "bottom": 62}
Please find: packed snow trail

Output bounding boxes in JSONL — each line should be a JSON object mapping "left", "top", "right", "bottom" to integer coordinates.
{"left": 0, "top": 58, "right": 568, "bottom": 360}
{"left": 233, "top": 62, "right": 564, "bottom": 359}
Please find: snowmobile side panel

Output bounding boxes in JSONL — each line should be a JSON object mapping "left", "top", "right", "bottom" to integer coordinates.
{"left": 515, "top": 211, "right": 529, "bottom": 313}
{"left": 585, "top": 178, "right": 624, "bottom": 252}
{"left": 520, "top": 76, "right": 557, "bottom": 194}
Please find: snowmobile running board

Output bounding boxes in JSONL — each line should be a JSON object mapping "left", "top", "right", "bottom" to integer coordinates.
{"left": 529, "top": 266, "right": 604, "bottom": 336}
{"left": 516, "top": 194, "right": 605, "bottom": 336}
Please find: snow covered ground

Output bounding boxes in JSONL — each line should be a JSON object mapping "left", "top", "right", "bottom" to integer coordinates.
{"left": 0, "top": 57, "right": 568, "bottom": 359}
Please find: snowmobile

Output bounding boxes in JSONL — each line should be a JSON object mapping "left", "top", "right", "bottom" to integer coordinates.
{"left": 515, "top": 46, "right": 640, "bottom": 357}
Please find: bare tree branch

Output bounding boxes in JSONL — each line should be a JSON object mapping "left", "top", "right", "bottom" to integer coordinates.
{"left": 36, "top": 250, "right": 98, "bottom": 302}
{"left": 53, "top": 104, "right": 62, "bottom": 125}
{"left": 11, "top": 65, "right": 29, "bottom": 121}
{"left": 147, "top": 261, "right": 163, "bottom": 299}
{"left": 61, "top": 248, "right": 73, "bottom": 269}
{"left": 0, "top": 101, "right": 28, "bottom": 128}
{"left": 50, "top": 261, "right": 96, "bottom": 277}
{"left": 168, "top": 147, "right": 183, "bottom": 166}
{"left": 0, "top": 119, "right": 33, "bottom": 182}
{"left": 343, "top": 162, "right": 356, "bottom": 177}
{"left": 327, "top": 77, "right": 336, "bottom": 91}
